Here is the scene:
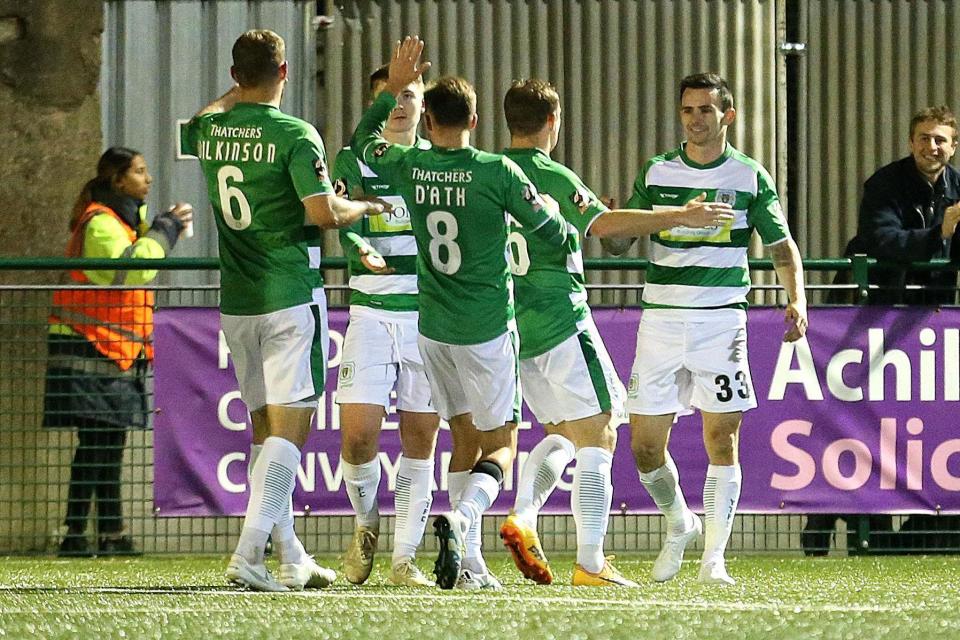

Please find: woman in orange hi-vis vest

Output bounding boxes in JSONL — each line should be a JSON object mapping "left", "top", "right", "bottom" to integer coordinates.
{"left": 44, "top": 147, "right": 193, "bottom": 557}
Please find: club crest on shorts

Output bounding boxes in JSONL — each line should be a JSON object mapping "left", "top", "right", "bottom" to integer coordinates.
{"left": 333, "top": 177, "right": 348, "bottom": 197}
{"left": 339, "top": 362, "right": 355, "bottom": 385}
{"left": 522, "top": 183, "right": 544, "bottom": 212}
{"left": 373, "top": 142, "right": 390, "bottom": 158}
{"left": 571, "top": 187, "right": 594, "bottom": 214}
{"left": 314, "top": 158, "right": 328, "bottom": 182}
{"left": 715, "top": 189, "right": 737, "bottom": 207}
{"left": 628, "top": 373, "right": 639, "bottom": 396}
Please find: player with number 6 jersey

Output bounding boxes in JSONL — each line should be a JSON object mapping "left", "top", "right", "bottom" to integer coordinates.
{"left": 181, "top": 29, "right": 387, "bottom": 593}
{"left": 351, "top": 37, "right": 569, "bottom": 591}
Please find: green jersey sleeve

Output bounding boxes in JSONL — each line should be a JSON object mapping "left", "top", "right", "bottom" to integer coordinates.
{"left": 625, "top": 162, "right": 654, "bottom": 209}
{"left": 288, "top": 127, "right": 335, "bottom": 200}
{"left": 351, "top": 92, "right": 415, "bottom": 183}
{"left": 502, "top": 157, "right": 567, "bottom": 247}
{"left": 556, "top": 171, "right": 608, "bottom": 236}
{"left": 748, "top": 166, "right": 790, "bottom": 245}
{"left": 332, "top": 148, "right": 366, "bottom": 253}
{"left": 179, "top": 116, "right": 204, "bottom": 157}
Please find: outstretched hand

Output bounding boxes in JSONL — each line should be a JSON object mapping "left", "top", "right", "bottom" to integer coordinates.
{"left": 677, "top": 192, "right": 735, "bottom": 229}
{"left": 386, "top": 36, "right": 431, "bottom": 96}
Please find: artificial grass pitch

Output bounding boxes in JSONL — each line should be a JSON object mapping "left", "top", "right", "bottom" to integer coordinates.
{"left": 0, "top": 554, "right": 957, "bottom": 639}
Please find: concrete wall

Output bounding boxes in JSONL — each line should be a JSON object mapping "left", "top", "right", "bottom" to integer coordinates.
{"left": 0, "top": 0, "right": 104, "bottom": 551}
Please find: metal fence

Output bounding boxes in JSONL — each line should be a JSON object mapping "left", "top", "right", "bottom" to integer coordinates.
{"left": 1, "top": 257, "right": 957, "bottom": 558}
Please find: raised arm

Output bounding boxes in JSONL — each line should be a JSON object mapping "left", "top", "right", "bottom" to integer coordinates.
{"left": 195, "top": 85, "right": 241, "bottom": 117}
{"left": 351, "top": 37, "right": 431, "bottom": 166}
{"left": 769, "top": 238, "right": 808, "bottom": 342}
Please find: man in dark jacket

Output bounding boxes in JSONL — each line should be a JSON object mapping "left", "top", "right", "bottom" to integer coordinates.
{"left": 845, "top": 105, "right": 960, "bottom": 305}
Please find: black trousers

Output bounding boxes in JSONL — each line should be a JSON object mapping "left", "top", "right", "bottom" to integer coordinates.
{"left": 64, "top": 425, "right": 129, "bottom": 535}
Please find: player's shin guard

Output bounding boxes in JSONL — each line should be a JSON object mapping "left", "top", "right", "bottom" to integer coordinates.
{"left": 572, "top": 447, "right": 613, "bottom": 574}
{"left": 639, "top": 452, "right": 693, "bottom": 535}
{"left": 702, "top": 464, "right": 742, "bottom": 563}
{"left": 392, "top": 456, "right": 435, "bottom": 564}
{"left": 513, "top": 434, "right": 575, "bottom": 527}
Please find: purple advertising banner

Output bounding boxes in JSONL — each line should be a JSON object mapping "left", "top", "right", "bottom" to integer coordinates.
{"left": 154, "top": 307, "right": 960, "bottom": 516}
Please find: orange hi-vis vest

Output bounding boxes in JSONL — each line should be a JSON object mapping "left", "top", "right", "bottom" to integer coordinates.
{"left": 49, "top": 202, "right": 154, "bottom": 371}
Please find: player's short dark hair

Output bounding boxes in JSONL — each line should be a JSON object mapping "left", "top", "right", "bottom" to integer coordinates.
{"left": 368, "top": 64, "right": 424, "bottom": 99}
{"left": 503, "top": 79, "right": 560, "bottom": 136}
{"left": 424, "top": 76, "right": 476, "bottom": 128}
{"left": 909, "top": 106, "right": 958, "bottom": 143}
{"left": 231, "top": 29, "right": 285, "bottom": 88}
{"left": 679, "top": 73, "right": 734, "bottom": 112}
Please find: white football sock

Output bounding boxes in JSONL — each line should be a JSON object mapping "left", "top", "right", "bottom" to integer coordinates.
{"left": 513, "top": 434, "right": 575, "bottom": 528}
{"left": 446, "top": 470, "right": 470, "bottom": 508}
{"left": 702, "top": 464, "right": 741, "bottom": 564}
{"left": 247, "top": 443, "right": 263, "bottom": 481}
{"left": 235, "top": 436, "right": 300, "bottom": 564}
{"left": 273, "top": 498, "right": 307, "bottom": 565}
{"left": 392, "top": 456, "right": 434, "bottom": 564}
{"left": 341, "top": 456, "right": 381, "bottom": 530}
{"left": 639, "top": 452, "right": 694, "bottom": 536}
{"left": 457, "top": 472, "right": 500, "bottom": 574}
{"left": 572, "top": 447, "right": 613, "bottom": 574}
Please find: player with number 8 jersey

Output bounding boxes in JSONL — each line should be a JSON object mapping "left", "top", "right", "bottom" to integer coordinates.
{"left": 351, "top": 37, "right": 569, "bottom": 590}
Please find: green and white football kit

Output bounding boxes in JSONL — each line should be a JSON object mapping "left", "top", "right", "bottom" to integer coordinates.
{"left": 351, "top": 92, "right": 568, "bottom": 429}
{"left": 624, "top": 144, "right": 790, "bottom": 415}
{"left": 332, "top": 142, "right": 433, "bottom": 412}
{"left": 504, "top": 148, "right": 625, "bottom": 426}
{"left": 180, "top": 102, "right": 334, "bottom": 409}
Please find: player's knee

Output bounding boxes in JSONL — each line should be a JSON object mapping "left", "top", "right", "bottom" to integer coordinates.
{"left": 340, "top": 429, "right": 379, "bottom": 462}
{"left": 630, "top": 438, "right": 665, "bottom": 471}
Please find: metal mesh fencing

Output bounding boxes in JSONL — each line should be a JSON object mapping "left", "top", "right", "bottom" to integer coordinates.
{"left": 1, "top": 267, "right": 956, "bottom": 558}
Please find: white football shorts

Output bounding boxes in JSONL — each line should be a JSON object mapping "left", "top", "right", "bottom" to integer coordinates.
{"left": 520, "top": 315, "right": 626, "bottom": 426}
{"left": 335, "top": 306, "right": 433, "bottom": 413}
{"left": 220, "top": 297, "right": 329, "bottom": 413}
{"left": 417, "top": 329, "right": 521, "bottom": 431}
{"left": 625, "top": 308, "right": 757, "bottom": 416}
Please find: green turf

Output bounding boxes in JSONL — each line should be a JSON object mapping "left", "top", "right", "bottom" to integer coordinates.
{"left": 0, "top": 554, "right": 958, "bottom": 639}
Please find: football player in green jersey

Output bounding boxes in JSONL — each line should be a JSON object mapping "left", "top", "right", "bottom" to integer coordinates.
{"left": 495, "top": 79, "right": 733, "bottom": 588}
{"left": 181, "top": 30, "right": 388, "bottom": 593}
{"left": 332, "top": 65, "right": 440, "bottom": 588}
{"left": 351, "top": 37, "right": 569, "bottom": 590}
{"left": 625, "top": 73, "right": 807, "bottom": 586}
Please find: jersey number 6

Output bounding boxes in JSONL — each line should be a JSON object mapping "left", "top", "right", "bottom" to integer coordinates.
{"left": 216, "top": 165, "right": 253, "bottom": 230}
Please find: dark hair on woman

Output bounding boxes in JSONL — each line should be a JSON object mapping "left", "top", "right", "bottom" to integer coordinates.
{"left": 70, "top": 146, "right": 142, "bottom": 231}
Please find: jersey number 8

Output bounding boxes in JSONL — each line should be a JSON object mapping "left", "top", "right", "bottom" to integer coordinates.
{"left": 426, "top": 210, "right": 462, "bottom": 274}
{"left": 217, "top": 165, "right": 252, "bottom": 230}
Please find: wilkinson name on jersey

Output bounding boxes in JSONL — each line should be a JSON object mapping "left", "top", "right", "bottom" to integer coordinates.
{"left": 196, "top": 139, "right": 277, "bottom": 164}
